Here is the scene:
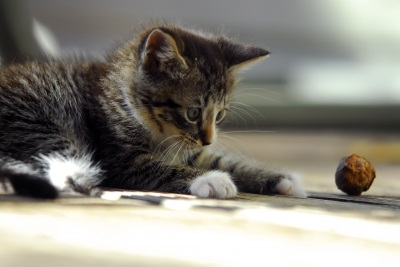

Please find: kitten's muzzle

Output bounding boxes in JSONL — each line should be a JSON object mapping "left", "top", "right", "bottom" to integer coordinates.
{"left": 182, "top": 133, "right": 212, "bottom": 147}
{"left": 201, "top": 140, "right": 212, "bottom": 146}
{"left": 198, "top": 128, "right": 214, "bottom": 146}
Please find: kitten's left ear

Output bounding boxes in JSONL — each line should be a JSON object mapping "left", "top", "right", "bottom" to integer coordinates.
{"left": 141, "top": 29, "right": 187, "bottom": 72}
{"left": 219, "top": 38, "right": 270, "bottom": 69}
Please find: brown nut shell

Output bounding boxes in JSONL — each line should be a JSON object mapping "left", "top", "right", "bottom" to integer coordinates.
{"left": 335, "top": 154, "right": 376, "bottom": 196}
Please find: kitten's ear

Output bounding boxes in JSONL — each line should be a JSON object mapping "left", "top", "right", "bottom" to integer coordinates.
{"left": 219, "top": 39, "right": 270, "bottom": 69}
{"left": 142, "top": 29, "right": 187, "bottom": 72}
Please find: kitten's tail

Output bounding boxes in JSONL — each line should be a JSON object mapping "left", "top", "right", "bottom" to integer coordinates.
{"left": 0, "top": 155, "right": 58, "bottom": 199}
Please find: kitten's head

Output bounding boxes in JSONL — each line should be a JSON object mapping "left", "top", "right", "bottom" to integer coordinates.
{"left": 128, "top": 25, "right": 269, "bottom": 148}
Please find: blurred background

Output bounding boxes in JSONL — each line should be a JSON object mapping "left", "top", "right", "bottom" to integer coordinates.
{"left": 0, "top": 0, "right": 399, "bottom": 131}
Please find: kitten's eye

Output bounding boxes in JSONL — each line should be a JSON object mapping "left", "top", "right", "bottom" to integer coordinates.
{"left": 216, "top": 110, "right": 226, "bottom": 123}
{"left": 186, "top": 107, "right": 201, "bottom": 122}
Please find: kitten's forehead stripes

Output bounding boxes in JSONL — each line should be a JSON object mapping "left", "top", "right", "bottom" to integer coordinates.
{"left": 204, "top": 92, "right": 212, "bottom": 105}
{"left": 152, "top": 99, "right": 182, "bottom": 108}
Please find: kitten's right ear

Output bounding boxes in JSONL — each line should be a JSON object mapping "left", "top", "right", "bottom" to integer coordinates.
{"left": 141, "top": 29, "right": 187, "bottom": 72}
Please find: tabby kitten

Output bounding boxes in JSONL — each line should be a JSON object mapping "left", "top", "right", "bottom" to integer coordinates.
{"left": 0, "top": 23, "right": 306, "bottom": 199}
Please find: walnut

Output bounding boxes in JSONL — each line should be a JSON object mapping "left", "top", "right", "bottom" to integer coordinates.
{"left": 335, "top": 154, "right": 376, "bottom": 196}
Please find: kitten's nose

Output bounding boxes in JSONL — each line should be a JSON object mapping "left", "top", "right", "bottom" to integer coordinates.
{"left": 202, "top": 140, "right": 212, "bottom": 146}
{"left": 199, "top": 127, "right": 214, "bottom": 146}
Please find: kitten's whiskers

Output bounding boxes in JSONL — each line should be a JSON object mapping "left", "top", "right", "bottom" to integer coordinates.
{"left": 229, "top": 109, "right": 248, "bottom": 129}
{"left": 151, "top": 135, "right": 181, "bottom": 160}
{"left": 158, "top": 140, "right": 181, "bottom": 163}
{"left": 159, "top": 140, "right": 185, "bottom": 179}
{"left": 222, "top": 130, "right": 276, "bottom": 134}
{"left": 182, "top": 134, "right": 198, "bottom": 148}
{"left": 236, "top": 87, "right": 281, "bottom": 96}
{"left": 153, "top": 140, "right": 182, "bottom": 175}
{"left": 217, "top": 135, "right": 249, "bottom": 160}
{"left": 225, "top": 111, "right": 239, "bottom": 126}
{"left": 230, "top": 106, "right": 257, "bottom": 127}
{"left": 230, "top": 101, "right": 265, "bottom": 119}
{"left": 234, "top": 93, "right": 278, "bottom": 103}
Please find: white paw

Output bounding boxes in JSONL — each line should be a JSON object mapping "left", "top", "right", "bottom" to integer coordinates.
{"left": 275, "top": 173, "right": 307, "bottom": 198}
{"left": 190, "top": 171, "right": 238, "bottom": 199}
{"left": 39, "top": 153, "right": 102, "bottom": 192}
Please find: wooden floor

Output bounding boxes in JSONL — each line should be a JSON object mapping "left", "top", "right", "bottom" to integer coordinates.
{"left": 1, "top": 131, "right": 400, "bottom": 267}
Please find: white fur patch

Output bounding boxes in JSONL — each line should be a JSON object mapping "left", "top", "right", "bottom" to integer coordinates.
{"left": 39, "top": 153, "right": 102, "bottom": 192}
{"left": 190, "top": 171, "right": 237, "bottom": 199}
{"left": 276, "top": 173, "right": 307, "bottom": 198}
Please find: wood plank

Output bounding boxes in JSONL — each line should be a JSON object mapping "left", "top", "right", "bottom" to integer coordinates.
{"left": 1, "top": 190, "right": 400, "bottom": 267}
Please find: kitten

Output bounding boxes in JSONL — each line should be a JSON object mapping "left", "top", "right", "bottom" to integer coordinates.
{"left": 0, "top": 23, "right": 306, "bottom": 199}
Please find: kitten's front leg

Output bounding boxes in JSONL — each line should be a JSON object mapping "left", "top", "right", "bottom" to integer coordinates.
{"left": 232, "top": 166, "right": 307, "bottom": 198}
{"left": 192, "top": 149, "right": 307, "bottom": 198}
{"left": 102, "top": 150, "right": 237, "bottom": 199}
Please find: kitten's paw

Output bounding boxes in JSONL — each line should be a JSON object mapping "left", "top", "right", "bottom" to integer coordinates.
{"left": 190, "top": 171, "right": 237, "bottom": 199}
{"left": 275, "top": 172, "right": 307, "bottom": 198}
{"left": 39, "top": 154, "right": 102, "bottom": 194}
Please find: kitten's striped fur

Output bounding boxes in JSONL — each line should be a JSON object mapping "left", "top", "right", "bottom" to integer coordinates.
{"left": 0, "top": 23, "right": 306, "bottom": 199}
